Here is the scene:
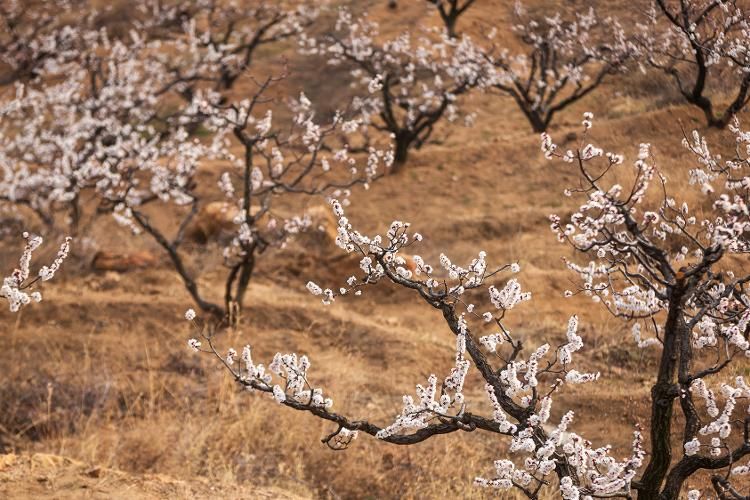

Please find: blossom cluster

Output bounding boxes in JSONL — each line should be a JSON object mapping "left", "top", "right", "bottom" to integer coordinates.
{"left": 0, "top": 0, "right": 88, "bottom": 85}
{"left": 1, "top": 232, "right": 71, "bottom": 312}
{"left": 302, "top": 200, "right": 642, "bottom": 497}
{"left": 185, "top": 311, "right": 334, "bottom": 411}
{"left": 546, "top": 114, "right": 749, "bottom": 343}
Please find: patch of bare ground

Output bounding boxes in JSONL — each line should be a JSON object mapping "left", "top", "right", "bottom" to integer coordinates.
{"left": 0, "top": 453, "right": 310, "bottom": 499}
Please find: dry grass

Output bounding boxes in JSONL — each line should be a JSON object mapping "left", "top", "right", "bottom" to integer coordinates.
{"left": 3, "top": 0, "right": 750, "bottom": 498}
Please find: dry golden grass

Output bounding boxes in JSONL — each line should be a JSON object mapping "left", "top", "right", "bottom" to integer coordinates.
{"left": 3, "top": 0, "right": 750, "bottom": 498}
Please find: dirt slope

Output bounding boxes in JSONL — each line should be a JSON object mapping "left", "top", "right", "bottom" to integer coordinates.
{"left": 0, "top": 453, "right": 309, "bottom": 499}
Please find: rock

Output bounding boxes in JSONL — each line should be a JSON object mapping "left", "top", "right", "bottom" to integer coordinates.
{"left": 185, "top": 201, "right": 241, "bottom": 244}
{"left": 563, "top": 131, "right": 578, "bottom": 144}
{"left": 84, "top": 271, "right": 121, "bottom": 292}
{"left": 84, "top": 466, "right": 102, "bottom": 478}
{"left": 401, "top": 255, "right": 418, "bottom": 274}
{"left": 0, "top": 454, "right": 17, "bottom": 472}
{"left": 185, "top": 201, "right": 339, "bottom": 249}
{"left": 92, "top": 250, "right": 159, "bottom": 272}
{"left": 298, "top": 204, "right": 340, "bottom": 250}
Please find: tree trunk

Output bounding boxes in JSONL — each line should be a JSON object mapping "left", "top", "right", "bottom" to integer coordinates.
{"left": 445, "top": 15, "right": 457, "bottom": 39}
{"left": 638, "top": 287, "right": 688, "bottom": 499}
{"left": 389, "top": 134, "right": 411, "bottom": 174}
{"left": 528, "top": 111, "right": 547, "bottom": 134}
{"left": 224, "top": 254, "right": 255, "bottom": 323}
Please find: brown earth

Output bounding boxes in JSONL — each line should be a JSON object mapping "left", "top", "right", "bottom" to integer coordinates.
{"left": 0, "top": 453, "right": 310, "bottom": 499}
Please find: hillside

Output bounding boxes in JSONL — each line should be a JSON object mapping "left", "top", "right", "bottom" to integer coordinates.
{"left": 0, "top": 453, "right": 309, "bottom": 499}
{"left": 1, "top": 0, "right": 749, "bottom": 498}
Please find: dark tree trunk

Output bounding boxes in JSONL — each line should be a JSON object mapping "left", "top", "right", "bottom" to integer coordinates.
{"left": 510, "top": 95, "right": 548, "bottom": 133}
{"left": 638, "top": 286, "right": 688, "bottom": 499}
{"left": 69, "top": 193, "right": 81, "bottom": 237}
{"left": 389, "top": 133, "right": 412, "bottom": 173}
{"left": 528, "top": 112, "right": 547, "bottom": 134}
{"left": 444, "top": 15, "right": 457, "bottom": 39}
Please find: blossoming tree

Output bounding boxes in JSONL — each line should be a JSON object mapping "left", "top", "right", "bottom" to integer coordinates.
{"left": 302, "top": 9, "right": 488, "bottom": 171}
{"left": 636, "top": 0, "right": 750, "bottom": 128}
{"left": 0, "top": 24, "right": 226, "bottom": 232}
{"left": 543, "top": 113, "right": 750, "bottom": 498}
{"left": 133, "top": 0, "right": 318, "bottom": 94}
{"left": 0, "top": 0, "right": 319, "bottom": 220}
{"left": 480, "top": 3, "right": 632, "bottom": 133}
{"left": 0, "top": 3, "right": 390, "bottom": 323}
{"left": 118, "top": 77, "right": 390, "bottom": 323}
{"left": 425, "top": 0, "right": 477, "bottom": 39}
{"left": 422, "top": 1, "right": 633, "bottom": 133}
